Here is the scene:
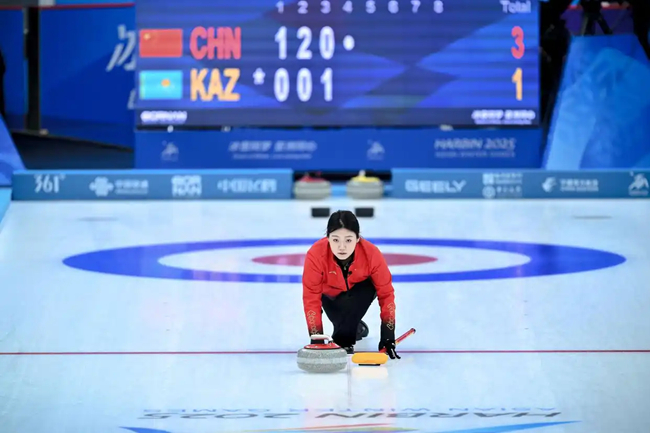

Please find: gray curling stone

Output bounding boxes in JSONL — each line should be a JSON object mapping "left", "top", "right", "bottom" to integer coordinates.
{"left": 346, "top": 172, "right": 384, "bottom": 200}
{"left": 297, "top": 334, "right": 348, "bottom": 373}
{"left": 293, "top": 179, "right": 332, "bottom": 200}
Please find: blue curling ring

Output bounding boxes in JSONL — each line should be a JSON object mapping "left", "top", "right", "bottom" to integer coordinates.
{"left": 62, "top": 238, "right": 626, "bottom": 283}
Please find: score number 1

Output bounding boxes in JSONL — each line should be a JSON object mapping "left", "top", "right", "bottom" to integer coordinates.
{"left": 511, "top": 26, "right": 524, "bottom": 101}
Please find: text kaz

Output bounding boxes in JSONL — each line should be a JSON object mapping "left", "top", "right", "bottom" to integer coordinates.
{"left": 138, "top": 27, "right": 242, "bottom": 102}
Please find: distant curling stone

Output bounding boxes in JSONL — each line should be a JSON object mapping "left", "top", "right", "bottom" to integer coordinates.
{"left": 297, "top": 340, "right": 348, "bottom": 373}
{"left": 293, "top": 173, "right": 332, "bottom": 200}
{"left": 346, "top": 170, "right": 384, "bottom": 199}
{"left": 311, "top": 207, "right": 374, "bottom": 218}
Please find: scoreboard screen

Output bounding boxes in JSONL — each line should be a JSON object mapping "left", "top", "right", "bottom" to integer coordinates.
{"left": 135, "top": 0, "right": 539, "bottom": 127}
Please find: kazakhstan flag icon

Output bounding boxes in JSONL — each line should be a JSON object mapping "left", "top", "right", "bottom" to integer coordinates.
{"left": 139, "top": 70, "right": 183, "bottom": 100}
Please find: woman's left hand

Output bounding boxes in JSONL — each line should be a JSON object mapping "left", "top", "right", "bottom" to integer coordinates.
{"left": 379, "top": 339, "right": 401, "bottom": 359}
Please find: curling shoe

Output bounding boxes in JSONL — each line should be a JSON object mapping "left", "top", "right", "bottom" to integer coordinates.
{"left": 356, "top": 320, "right": 369, "bottom": 341}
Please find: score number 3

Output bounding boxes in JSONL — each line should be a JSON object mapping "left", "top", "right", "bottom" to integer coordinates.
{"left": 511, "top": 26, "right": 524, "bottom": 101}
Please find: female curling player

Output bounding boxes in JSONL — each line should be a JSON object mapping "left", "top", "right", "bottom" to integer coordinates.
{"left": 301, "top": 210, "right": 400, "bottom": 359}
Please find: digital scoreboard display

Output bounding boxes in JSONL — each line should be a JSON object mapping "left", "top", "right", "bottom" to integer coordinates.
{"left": 135, "top": 0, "right": 539, "bottom": 127}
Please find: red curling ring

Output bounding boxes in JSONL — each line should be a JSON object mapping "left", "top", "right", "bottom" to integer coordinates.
{"left": 304, "top": 342, "right": 341, "bottom": 350}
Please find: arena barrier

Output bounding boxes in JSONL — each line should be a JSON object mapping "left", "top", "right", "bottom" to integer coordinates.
{"left": 391, "top": 169, "right": 650, "bottom": 199}
{"left": 11, "top": 169, "right": 294, "bottom": 200}
{"left": 10, "top": 168, "right": 650, "bottom": 200}
{"left": 0, "top": 188, "right": 10, "bottom": 230}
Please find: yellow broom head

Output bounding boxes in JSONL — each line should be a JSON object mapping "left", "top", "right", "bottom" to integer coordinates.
{"left": 351, "top": 352, "right": 389, "bottom": 365}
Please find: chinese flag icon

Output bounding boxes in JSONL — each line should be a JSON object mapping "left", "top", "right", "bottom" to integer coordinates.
{"left": 139, "top": 29, "right": 183, "bottom": 58}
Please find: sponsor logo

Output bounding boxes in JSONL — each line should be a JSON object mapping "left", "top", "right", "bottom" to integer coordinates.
{"left": 433, "top": 137, "right": 517, "bottom": 159}
{"left": 542, "top": 177, "right": 599, "bottom": 193}
{"left": 89, "top": 177, "right": 149, "bottom": 197}
{"left": 471, "top": 109, "right": 535, "bottom": 125}
{"left": 137, "top": 407, "right": 565, "bottom": 420}
{"left": 228, "top": 140, "right": 317, "bottom": 161}
{"left": 33, "top": 174, "right": 65, "bottom": 194}
{"left": 123, "top": 421, "right": 578, "bottom": 433}
{"left": 628, "top": 172, "right": 649, "bottom": 196}
{"left": 129, "top": 408, "right": 578, "bottom": 433}
{"left": 217, "top": 178, "right": 278, "bottom": 194}
{"left": 541, "top": 177, "right": 556, "bottom": 193}
{"left": 161, "top": 141, "right": 179, "bottom": 162}
{"left": 171, "top": 175, "right": 202, "bottom": 198}
{"left": 89, "top": 177, "right": 114, "bottom": 197}
{"left": 405, "top": 179, "right": 467, "bottom": 194}
{"left": 140, "top": 111, "right": 188, "bottom": 125}
{"left": 482, "top": 172, "right": 523, "bottom": 199}
{"left": 367, "top": 140, "right": 385, "bottom": 161}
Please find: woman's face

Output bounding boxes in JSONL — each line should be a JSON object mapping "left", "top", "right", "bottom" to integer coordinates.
{"left": 327, "top": 228, "right": 359, "bottom": 260}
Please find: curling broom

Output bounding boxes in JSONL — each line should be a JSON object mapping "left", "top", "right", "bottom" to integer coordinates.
{"left": 351, "top": 327, "right": 416, "bottom": 366}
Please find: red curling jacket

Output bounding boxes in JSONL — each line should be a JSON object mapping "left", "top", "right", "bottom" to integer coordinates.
{"left": 302, "top": 237, "right": 396, "bottom": 336}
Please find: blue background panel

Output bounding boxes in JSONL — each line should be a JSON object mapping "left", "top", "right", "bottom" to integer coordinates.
{"left": 544, "top": 35, "right": 650, "bottom": 169}
{"left": 0, "top": 188, "right": 10, "bottom": 225}
{"left": 134, "top": 127, "right": 543, "bottom": 170}
{"left": 0, "top": 9, "right": 27, "bottom": 130}
{"left": 39, "top": 6, "right": 136, "bottom": 148}
{"left": 0, "top": 115, "right": 24, "bottom": 186}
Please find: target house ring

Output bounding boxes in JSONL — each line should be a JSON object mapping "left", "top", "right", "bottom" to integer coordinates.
{"left": 61, "top": 238, "right": 626, "bottom": 283}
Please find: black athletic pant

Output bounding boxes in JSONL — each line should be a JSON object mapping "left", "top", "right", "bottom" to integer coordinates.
{"left": 322, "top": 278, "right": 377, "bottom": 348}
